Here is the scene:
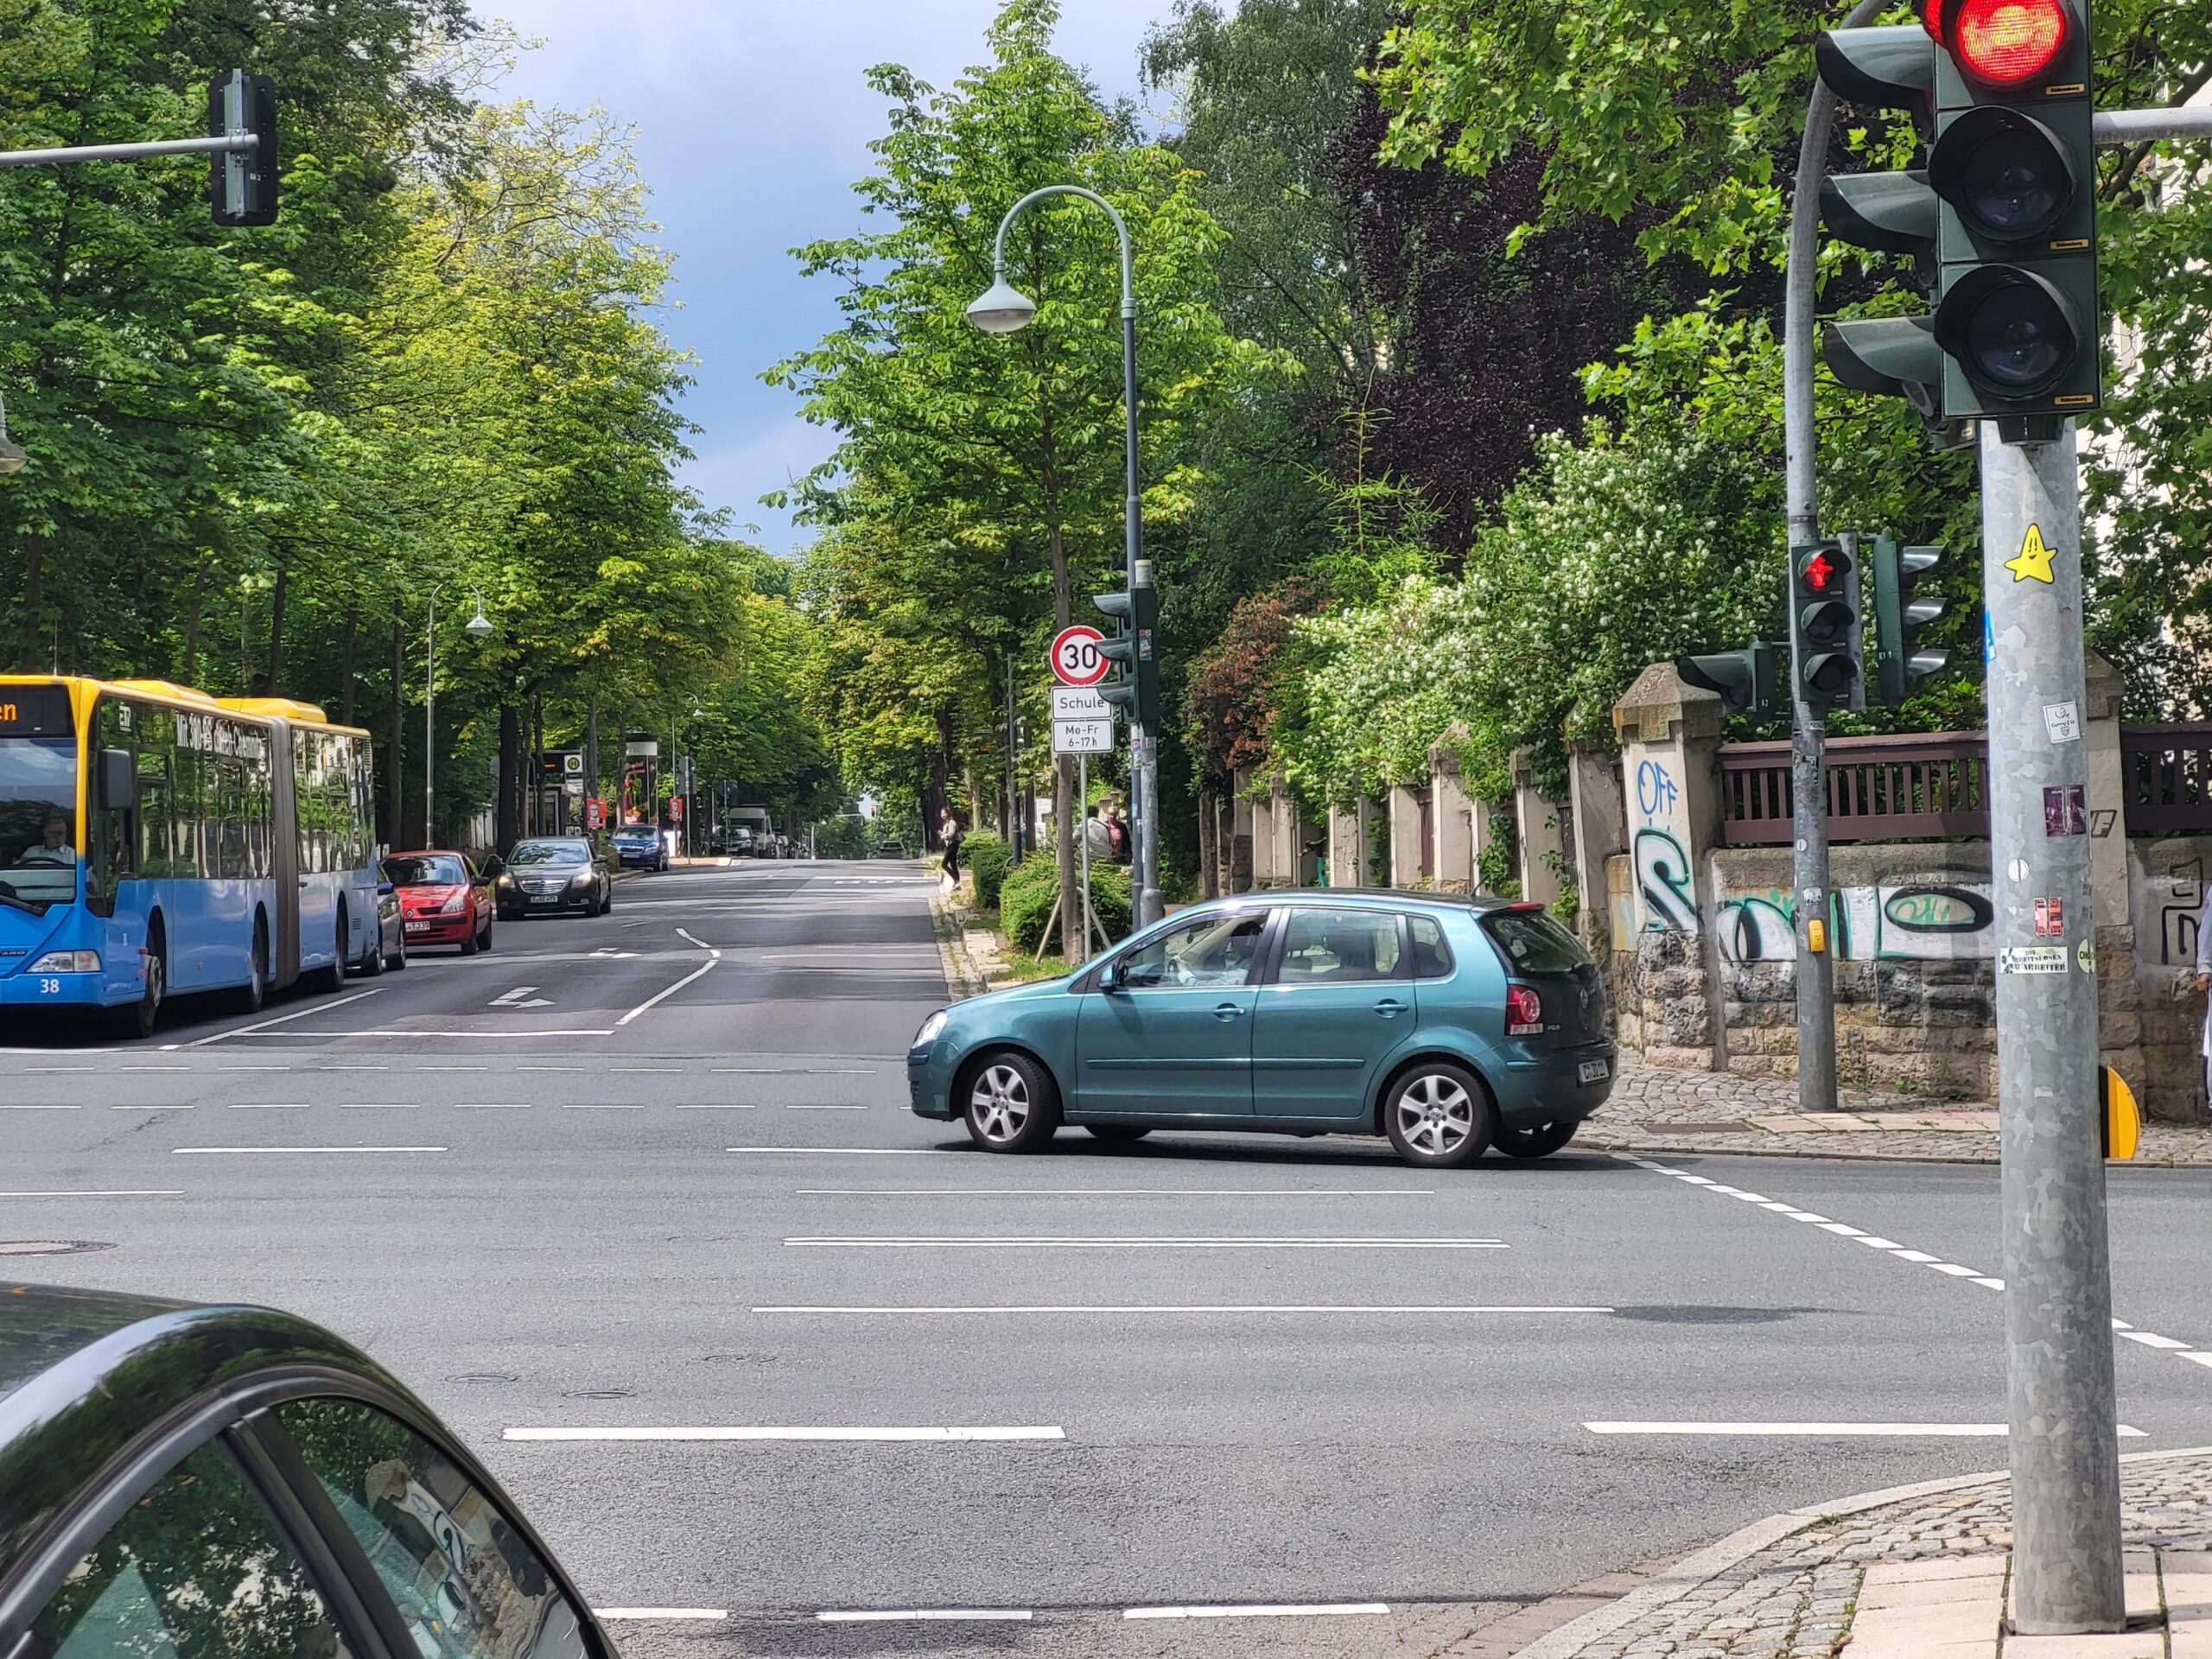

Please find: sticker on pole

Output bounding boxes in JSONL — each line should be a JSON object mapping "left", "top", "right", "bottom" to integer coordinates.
{"left": 2005, "top": 523, "right": 2056, "bottom": 584}
{"left": 1999, "top": 945, "right": 2068, "bottom": 975}
{"left": 1050, "top": 626, "right": 1109, "bottom": 687}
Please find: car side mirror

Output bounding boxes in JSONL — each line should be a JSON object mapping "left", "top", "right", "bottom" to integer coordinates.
{"left": 482, "top": 858, "right": 504, "bottom": 878}
{"left": 377, "top": 880, "right": 396, "bottom": 898}
{"left": 1096, "top": 959, "right": 1122, "bottom": 993}
{"left": 98, "top": 747, "right": 137, "bottom": 812}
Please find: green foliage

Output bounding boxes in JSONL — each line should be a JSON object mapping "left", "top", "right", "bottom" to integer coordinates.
{"left": 815, "top": 814, "right": 873, "bottom": 860}
{"left": 964, "top": 830, "right": 1014, "bottom": 907}
{"left": 1000, "top": 851, "right": 1130, "bottom": 955}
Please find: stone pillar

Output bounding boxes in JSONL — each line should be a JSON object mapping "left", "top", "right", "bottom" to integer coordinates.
{"left": 1280, "top": 778, "right": 1318, "bottom": 886}
{"left": 1568, "top": 738, "right": 1629, "bottom": 952}
{"left": 1387, "top": 785, "right": 1424, "bottom": 887}
{"left": 2082, "top": 651, "right": 2148, "bottom": 1109}
{"left": 1612, "top": 664, "right": 1728, "bottom": 1069}
{"left": 1430, "top": 745, "right": 1476, "bottom": 892}
{"left": 1327, "top": 804, "right": 1361, "bottom": 888}
{"left": 1249, "top": 785, "right": 1275, "bottom": 888}
{"left": 1197, "top": 785, "right": 1220, "bottom": 899}
{"left": 1511, "top": 747, "right": 1567, "bottom": 910}
{"left": 1230, "top": 768, "right": 1256, "bottom": 893}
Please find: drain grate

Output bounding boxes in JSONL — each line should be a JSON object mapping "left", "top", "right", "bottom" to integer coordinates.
{"left": 0, "top": 1240, "right": 116, "bottom": 1256}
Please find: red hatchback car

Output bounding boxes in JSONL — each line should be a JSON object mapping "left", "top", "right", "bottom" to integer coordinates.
{"left": 382, "top": 850, "right": 495, "bottom": 954}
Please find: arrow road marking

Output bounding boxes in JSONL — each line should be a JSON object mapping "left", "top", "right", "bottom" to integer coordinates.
{"left": 488, "top": 987, "right": 555, "bottom": 1009}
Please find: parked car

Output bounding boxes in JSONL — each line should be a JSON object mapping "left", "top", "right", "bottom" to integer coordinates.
{"left": 0, "top": 1282, "right": 613, "bottom": 1659}
{"left": 355, "top": 875, "right": 408, "bottom": 976}
{"left": 610, "top": 824, "right": 669, "bottom": 871}
{"left": 381, "top": 850, "right": 495, "bottom": 955}
{"left": 495, "top": 837, "right": 612, "bottom": 918}
{"left": 907, "top": 890, "right": 1615, "bottom": 1167}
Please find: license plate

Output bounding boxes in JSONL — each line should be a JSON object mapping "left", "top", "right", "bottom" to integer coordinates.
{"left": 404, "top": 921, "right": 429, "bottom": 934}
{"left": 530, "top": 894, "right": 557, "bottom": 905}
{"left": 1578, "top": 1058, "right": 1610, "bottom": 1084}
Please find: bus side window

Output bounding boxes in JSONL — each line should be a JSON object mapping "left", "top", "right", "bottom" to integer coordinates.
{"left": 133, "top": 705, "right": 173, "bottom": 877}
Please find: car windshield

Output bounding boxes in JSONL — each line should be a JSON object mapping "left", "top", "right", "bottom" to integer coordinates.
{"left": 384, "top": 854, "right": 467, "bottom": 887}
{"left": 508, "top": 840, "right": 589, "bottom": 867}
{"left": 0, "top": 737, "right": 79, "bottom": 912}
{"left": 1484, "top": 907, "right": 1592, "bottom": 976}
{"left": 615, "top": 830, "right": 653, "bottom": 843}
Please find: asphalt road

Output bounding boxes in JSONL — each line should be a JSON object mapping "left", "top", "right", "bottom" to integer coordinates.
{"left": 6, "top": 856, "right": 2212, "bottom": 1657}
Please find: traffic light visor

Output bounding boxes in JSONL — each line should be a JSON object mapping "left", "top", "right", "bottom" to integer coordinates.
{"left": 1949, "top": 0, "right": 2070, "bottom": 86}
{"left": 1936, "top": 264, "right": 2080, "bottom": 395}
{"left": 1929, "top": 107, "right": 2075, "bottom": 242}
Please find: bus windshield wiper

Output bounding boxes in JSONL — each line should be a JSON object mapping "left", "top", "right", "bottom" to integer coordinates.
{"left": 0, "top": 885, "right": 52, "bottom": 916}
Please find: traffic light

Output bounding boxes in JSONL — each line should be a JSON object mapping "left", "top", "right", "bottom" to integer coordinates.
{"left": 1093, "top": 578, "right": 1161, "bottom": 731}
{"left": 207, "top": 70, "right": 278, "bottom": 226}
{"left": 1870, "top": 535, "right": 1953, "bottom": 705}
{"left": 1791, "top": 540, "right": 1862, "bottom": 713}
{"left": 1815, "top": 3, "right": 2097, "bottom": 432}
{"left": 1923, "top": 0, "right": 2098, "bottom": 428}
{"left": 1675, "top": 641, "right": 1781, "bottom": 718}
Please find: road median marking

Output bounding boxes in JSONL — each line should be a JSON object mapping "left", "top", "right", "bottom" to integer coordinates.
{"left": 1124, "top": 1604, "right": 1389, "bottom": 1621}
{"left": 0, "top": 1189, "right": 183, "bottom": 1198}
{"left": 729, "top": 1147, "right": 960, "bottom": 1156}
{"left": 187, "top": 988, "right": 384, "bottom": 1046}
{"left": 792, "top": 1187, "right": 1433, "bottom": 1197}
{"left": 503, "top": 1425, "right": 1063, "bottom": 1442}
{"left": 753, "top": 1304, "right": 1611, "bottom": 1316}
{"left": 1584, "top": 1422, "right": 2147, "bottom": 1437}
{"left": 173, "top": 1145, "right": 447, "bottom": 1155}
{"left": 817, "top": 1610, "right": 1033, "bottom": 1624}
{"left": 782, "top": 1235, "right": 1508, "bottom": 1250}
{"left": 592, "top": 1610, "right": 727, "bottom": 1622}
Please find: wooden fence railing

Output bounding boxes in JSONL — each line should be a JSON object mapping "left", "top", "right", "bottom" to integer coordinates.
{"left": 1718, "top": 731, "right": 1992, "bottom": 845}
{"left": 2119, "top": 724, "right": 2212, "bottom": 835}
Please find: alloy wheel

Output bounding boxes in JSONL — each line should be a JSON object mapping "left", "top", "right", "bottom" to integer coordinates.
{"left": 969, "top": 1062, "right": 1030, "bottom": 1144}
{"left": 1395, "top": 1072, "right": 1475, "bottom": 1158}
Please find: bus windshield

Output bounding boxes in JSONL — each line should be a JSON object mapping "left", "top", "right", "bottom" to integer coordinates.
{"left": 0, "top": 737, "right": 79, "bottom": 912}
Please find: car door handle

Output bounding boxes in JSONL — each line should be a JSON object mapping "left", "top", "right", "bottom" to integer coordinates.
{"left": 1214, "top": 1001, "right": 1247, "bottom": 1021}
{"left": 1373, "top": 998, "right": 1408, "bottom": 1017}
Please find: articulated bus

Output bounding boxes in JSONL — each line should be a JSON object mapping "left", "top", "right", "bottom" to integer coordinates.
{"left": 0, "top": 676, "right": 381, "bottom": 1037}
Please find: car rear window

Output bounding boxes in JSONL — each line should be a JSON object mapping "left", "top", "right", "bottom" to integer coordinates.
{"left": 1482, "top": 907, "right": 1592, "bottom": 976}
{"left": 384, "top": 855, "right": 465, "bottom": 887}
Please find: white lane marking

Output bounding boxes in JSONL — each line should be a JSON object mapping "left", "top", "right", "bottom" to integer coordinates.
{"left": 1586, "top": 1422, "right": 2148, "bottom": 1438}
{"left": 0, "top": 1103, "right": 79, "bottom": 1109}
{"left": 503, "top": 1426, "right": 1063, "bottom": 1442}
{"left": 1621, "top": 1153, "right": 2211, "bottom": 1375}
{"left": 1125, "top": 1604, "right": 1389, "bottom": 1621}
{"left": 520, "top": 1066, "right": 586, "bottom": 1072}
{"left": 793, "top": 1188, "right": 1433, "bottom": 1198}
{"left": 0, "top": 1189, "right": 183, "bottom": 1198}
{"left": 489, "top": 987, "right": 553, "bottom": 1009}
{"left": 174, "top": 1146, "right": 447, "bottom": 1155}
{"left": 454, "top": 1103, "right": 531, "bottom": 1109}
{"left": 319, "top": 1064, "right": 388, "bottom": 1070}
{"left": 25, "top": 1066, "right": 94, "bottom": 1073}
{"left": 609, "top": 1066, "right": 683, "bottom": 1073}
{"left": 783, "top": 1236, "right": 1507, "bottom": 1250}
{"left": 563, "top": 1103, "right": 642, "bottom": 1110}
{"left": 785, "top": 1103, "right": 866, "bottom": 1110}
{"left": 230, "top": 1103, "right": 309, "bottom": 1109}
{"left": 753, "top": 1304, "right": 1612, "bottom": 1316}
{"left": 186, "top": 988, "right": 384, "bottom": 1047}
{"left": 729, "top": 1147, "right": 960, "bottom": 1156}
{"left": 614, "top": 955, "right": 719, "bottom": 1027}
{"left": 677, "top": 1103, "right": 757, "bottom": 1109}
{"left": 340, "top": 1103, "right": 419, "bottom": 1109}
{"left": 676, "top": 927, "right": 715, "bottom": 952}
{"left": 267, "top": 1028, "right": 618, "bottom": 1038}
{"left": 111, "top": 1103, "right": 194, "bottom": 1109}
{"left": 818, "top": 1611, "right": 1033, "bottom": 1624}
{"left": 2184, "top": 1353, "right": 2212, "bottom": 1370}
{"left": 593, "top": 1610, "right": 727, "bottom": 1622}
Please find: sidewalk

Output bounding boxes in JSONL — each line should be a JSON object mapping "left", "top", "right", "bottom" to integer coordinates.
{"left": 1583, "top": 1057, "right": 2212, "bottom": 1167}
{"left": 1509, "top": 1446, "right": 2212, "bottom": 1658}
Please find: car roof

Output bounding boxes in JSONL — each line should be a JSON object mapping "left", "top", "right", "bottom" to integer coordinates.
{"left": 0, "top": 1283, "right": 415, "bottom": 1573}
{"left": 384, "top": 849, "right": 467, "bottom": 860}
{"left": 1192, "top": 888, "right": 1517, "bottom": 914}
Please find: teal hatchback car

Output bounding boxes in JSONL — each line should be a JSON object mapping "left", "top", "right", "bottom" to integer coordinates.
{"left": 908, "top": 890, "right": 1615, "bottom": 1167}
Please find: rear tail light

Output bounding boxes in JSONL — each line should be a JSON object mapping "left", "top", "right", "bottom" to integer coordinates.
{"left": 1506, "top": 984, "right": 1544, "bottom": 1036}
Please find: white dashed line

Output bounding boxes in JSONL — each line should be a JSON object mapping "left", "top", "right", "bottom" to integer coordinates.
{"left": 1586, "top": 1422, "right": 2147, "bottom": 1438}
{"left": 0, "top": 1189, "right": 183, "bottom": 1198}
{"left": 593, "top": 1610, "right": 728, "bottom": 1622}
{"left": 174, "top": 1146, "right": 447, "bottom": 1155}
{"left": 1124, "top": 1604, "right": 1389, "bottom": 1621}
{"left": 753, "top": 1304, "right": 1611, "bottom": 1316}
{"left": 782, "top": 1236, "right": 1508, "bottom": 1250}
{"left": 504, "top": 1426, "right": 1063, "bottom": 1442}
{"left": 817, "top": 1610, "right": 1033, "bottom": 1624}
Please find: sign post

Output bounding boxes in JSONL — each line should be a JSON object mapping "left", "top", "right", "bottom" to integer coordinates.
{"left": 1050, "top": 632, "right": 1117, "bottom": 961}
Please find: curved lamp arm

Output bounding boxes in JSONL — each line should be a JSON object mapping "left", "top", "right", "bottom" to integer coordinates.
{"left": 991, "top": 184, "right": 1135, "bottom": 317}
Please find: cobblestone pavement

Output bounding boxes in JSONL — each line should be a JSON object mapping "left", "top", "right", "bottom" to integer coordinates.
{"left": 1582, "top": 1056, "right": 2212, "bottom": 1167}
{"left": 1511, "top": 1446, "right": 2212, "bottom": 1658}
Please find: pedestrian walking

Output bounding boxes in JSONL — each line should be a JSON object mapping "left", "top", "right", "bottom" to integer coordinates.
{"left": 1083, "top": 804, "right": 1116, "bottom": 862}
{"left": 938, "top": 809, "right": 963, "bottom": 893}
{"left": 1102, "top": 796, "right": 1129, "bottom": 865}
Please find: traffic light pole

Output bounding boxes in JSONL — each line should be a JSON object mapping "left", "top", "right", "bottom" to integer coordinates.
{"left": 1981, "top": 421, "right": 2125, "bottom": 1635}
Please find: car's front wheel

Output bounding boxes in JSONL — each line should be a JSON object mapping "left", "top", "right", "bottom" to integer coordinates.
{"left": 1495, "top": 1116, "right": 1580, "bottom": 1159}
{"left": 1382, "top": 1061, "right": 1494, "bottom": 1168}
{"left": 963, "top": 1051, "right": 1060, "bottom": 1153}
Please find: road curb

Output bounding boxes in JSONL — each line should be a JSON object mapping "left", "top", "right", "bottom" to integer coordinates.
{"left": 1505, "top": 1444, "right": 2212, "bottom": 1658}
{"left": 1598, "top": 1135, "right": 1999, "bottom": 1166}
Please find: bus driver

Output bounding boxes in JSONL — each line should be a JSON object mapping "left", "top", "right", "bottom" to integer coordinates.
{"left": 16, "top": 815, "right": 75, "bottom": 866}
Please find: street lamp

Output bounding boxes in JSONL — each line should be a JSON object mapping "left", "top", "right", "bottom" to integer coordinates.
{"left": 0, "top": 389, "right": 27, "bottom": 475}
{"left": 966, "top": 183, "right": 1160, "bottom": 927}
{"left": 424, "top": 584, "right": 490, "bottom": 848}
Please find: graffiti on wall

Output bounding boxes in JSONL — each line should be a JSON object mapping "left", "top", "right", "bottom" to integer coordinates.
{"left": 1630, "top": 756, "right": 1700, "bottom": 935}
{"left": 1714, "top": 881, "right": 1996, "bottom": 962}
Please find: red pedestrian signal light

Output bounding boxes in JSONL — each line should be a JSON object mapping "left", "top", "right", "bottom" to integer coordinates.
{"left": 1802, "top": 551, "right": 1838, "bottom": 593}
{"left": 1934, "top": 0, "right": 2071, "bottom": 86}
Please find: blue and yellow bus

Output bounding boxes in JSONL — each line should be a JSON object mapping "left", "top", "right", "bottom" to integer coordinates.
{"left": 0, "top": 677, "right": 381, "bottom": 1037}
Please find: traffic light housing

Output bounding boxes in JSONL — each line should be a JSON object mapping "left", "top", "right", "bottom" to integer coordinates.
{"left": 1791, "top": 540, "right": 1862, "bottom": 713}
{"left": 1093, "top": 581, "right": 1161, "bottom": 731}
{"left": 1675, "top": 641, "right": 1781, "bottom": 719}
{"left": 1816, "top": 3, "right": 2098, "bottom": 433}
{"left": 207, "top": 70, "right": 278, "bottom": 226}
{"left": 1869, "top": 535, "right": 1952, "bottom": 706}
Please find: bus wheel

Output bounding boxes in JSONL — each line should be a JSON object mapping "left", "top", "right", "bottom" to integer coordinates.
{"left": 232, "top": 920, "right": 267, "bottom": 1015}
{"left": 113, "top": 934, "right": 165, "bottom": 1039}
{"left": 313, "top": 912, "right": 346, "bottom": 992}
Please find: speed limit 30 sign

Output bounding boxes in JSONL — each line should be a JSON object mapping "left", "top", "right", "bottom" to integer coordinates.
{"left": 1050, "top": 625, "right": 1109, "bottom": 687}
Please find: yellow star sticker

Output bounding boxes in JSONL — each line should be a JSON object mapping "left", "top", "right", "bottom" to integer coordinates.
{"left": 2005, "top": 523, "right": 2056, "bottom": 584}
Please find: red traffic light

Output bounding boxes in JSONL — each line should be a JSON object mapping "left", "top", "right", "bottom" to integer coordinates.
{"left": 1928, "top": 0, "right": 2070, "bottom": 86}
{"left": 1802, "top": 551, "right": 1838, "bottom": 592}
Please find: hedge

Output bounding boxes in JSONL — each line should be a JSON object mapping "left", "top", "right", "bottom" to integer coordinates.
{"left": 1001, "top": 855, "right": 1132, "bottom": 957}
{"left": 963, "top": 831, "right": 1013, "bottom": 909}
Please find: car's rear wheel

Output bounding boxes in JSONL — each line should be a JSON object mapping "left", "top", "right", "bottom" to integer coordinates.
{"left": 1382, "top": 1061, "right": 1494, "bottom": 1168}
{"left": 1495, "top": 1117, "right": 1580, "bottom": 1159}
{"left": 963, "top": 1051, "right": 1060, "bottom": 1153}
{"left": 1084, "top": 1124, "right": 1151, "bottom": 1145}
{"left": 387, "top": 931, "right": 408, "bottom": 971}
{"left": 360, "top": 928, "right": 385, "bottom": 977}
{"left": 480, "top": 914, "right": 494, "bottom": 951}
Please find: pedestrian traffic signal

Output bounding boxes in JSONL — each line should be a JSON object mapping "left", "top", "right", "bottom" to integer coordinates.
{"left": 1870, "top": 535, "right": 1952, "bottom": 706}
{"left": 207, "top": 70, "right": 278, "bottom": 226}
{"left": 1675, "top": 641, "right": 1781, "bottom": 719}
{"left": 1791, "top": 541, "right": 1861, "bottom": 712}
{"left": 1093, "top": 579, "right": 1161, "bottom": 731}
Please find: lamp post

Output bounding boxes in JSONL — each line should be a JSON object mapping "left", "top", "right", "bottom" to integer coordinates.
{"left": 424, "top": 585, "right": 492, "bottom": 846}
{"left": 966, "top": 184, "right": 1160, "bottom": 929}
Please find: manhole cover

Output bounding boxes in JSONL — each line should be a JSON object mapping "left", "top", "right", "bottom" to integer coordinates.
{"left": 0, "top": 1240, "right": 116, "bottom": 1256}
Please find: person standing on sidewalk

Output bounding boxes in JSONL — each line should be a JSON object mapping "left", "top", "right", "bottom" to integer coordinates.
{"left": 1102, "top": 796, "right": 1129, "bottom": 865}
{"left": 938, "top": 809, "right": 963, "bottom": 893}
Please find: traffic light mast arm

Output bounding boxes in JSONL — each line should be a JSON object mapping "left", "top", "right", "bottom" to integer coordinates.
{"left": 0, "top": 131, "right": 255, "bottom": 169}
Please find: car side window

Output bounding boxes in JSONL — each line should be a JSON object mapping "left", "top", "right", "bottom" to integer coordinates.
{"left": 1276, "top": 908, "right": 1404, "bottom": 983}
{"left": 276, "top": 1400, "right": 587, "bottom": 1659}
{"left": 32, "top": 1439, "right": 357, "bottom": 1659}
{"left": 1115, "top": 913, "right": 1267, "bottom": 990}
{"left": 1407, "top": 914, "right": 1454, "bottom": 979}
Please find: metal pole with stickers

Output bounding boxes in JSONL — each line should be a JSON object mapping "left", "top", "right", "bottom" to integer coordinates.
{"left": 1050, "top": 626, "right": 1116, "bottom": 959}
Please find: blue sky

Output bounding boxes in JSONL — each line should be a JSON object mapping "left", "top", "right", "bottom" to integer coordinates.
{"left": 486, "top": 2, "right": 1177, "bottom": 554}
